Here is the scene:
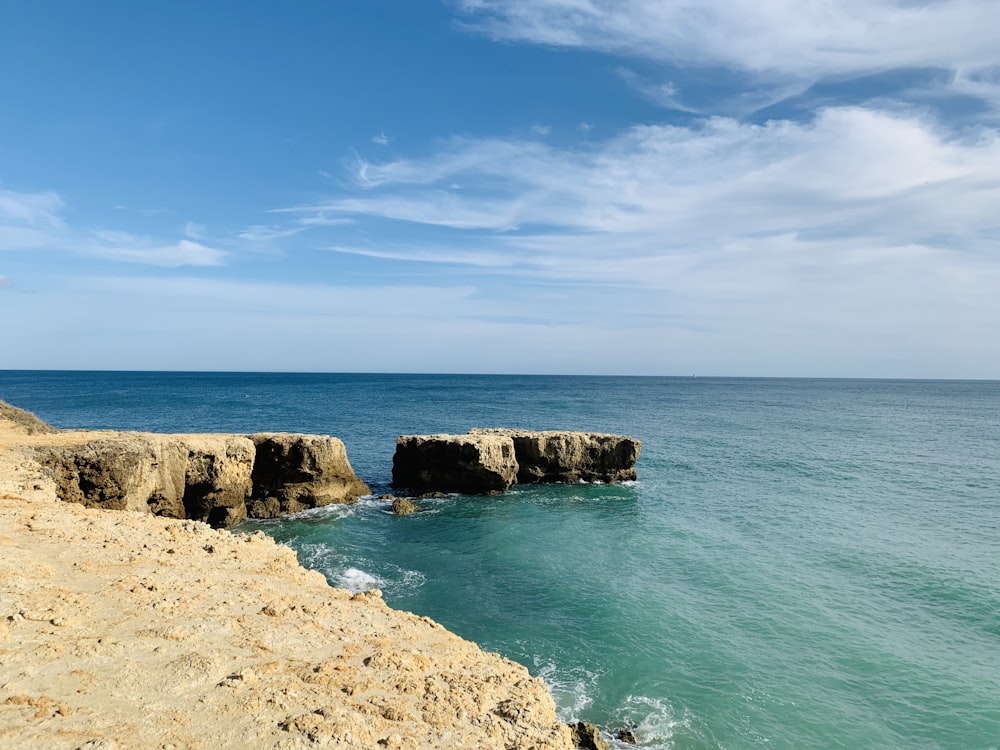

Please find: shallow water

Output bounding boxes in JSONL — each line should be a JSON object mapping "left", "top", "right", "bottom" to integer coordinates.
{"left": 3, "top": 372, "right": 998, "bottom": 749}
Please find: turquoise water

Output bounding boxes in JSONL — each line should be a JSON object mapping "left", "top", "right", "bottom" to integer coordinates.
{"left": 2, "top": 372, "right": 998, "bottom": 749}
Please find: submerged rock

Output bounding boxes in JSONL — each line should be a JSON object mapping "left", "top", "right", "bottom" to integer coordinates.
{"left": 391, "top": 497, "right": 418, "bottom": 515}
{"left": 392, "top": 433, "right": 518, "bottom": 494}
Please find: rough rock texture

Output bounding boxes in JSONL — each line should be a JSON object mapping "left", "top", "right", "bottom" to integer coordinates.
{"left": 0, "top": 406, "right": 575, "bottom": 750}
{"left": 393, "top": 429, "right": 641, "bottom": 494}
{"left": 31, "top": 434, "right": 256, "bottom": 529}
{"left": 248, "top": 433, "right": 371, "bottom": 518}
{"left": 391, "top": 497, "right": 419, "bottom": 516}
{"left": 392, "top": 433, "right": 518, "bottom": 494}
{"left": 182, "top": 435, "right": 256, "bottom": 527}
{"left": 471, "top": 429, "right": 642, "bottom": 484}
{"left": 0, "top": 403, "right": 369, "bottom": 529}
{"left": 570, "top": 721, "right": 609, "bottom": 750}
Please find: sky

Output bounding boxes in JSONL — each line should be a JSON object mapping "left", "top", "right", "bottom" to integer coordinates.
{"left": 1, "top": 1, "right": 999, "bottom": 377}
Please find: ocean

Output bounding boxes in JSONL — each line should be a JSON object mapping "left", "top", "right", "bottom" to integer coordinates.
{"left": 2, "top": 371, "right": 998, "bottom": 749}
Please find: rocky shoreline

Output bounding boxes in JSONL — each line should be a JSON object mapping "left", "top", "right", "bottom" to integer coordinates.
{"left": 0, "top": 401, "right": 632, "bottom": 749}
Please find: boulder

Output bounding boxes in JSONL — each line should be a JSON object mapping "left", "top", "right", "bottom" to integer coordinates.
{"left": 392, "top": 433, "right": 518, "bottom": 494}
{"left": 470, "top": 429, "right": 641, "bottom": 484}
{"left": 247, "top": 433, "right": 370, "bottom": 518}
{"left": 569, "top": 721, "right": 608, "bottom": 750}
{"left": 391, "top": 497, "right": 418, "bottom": 515}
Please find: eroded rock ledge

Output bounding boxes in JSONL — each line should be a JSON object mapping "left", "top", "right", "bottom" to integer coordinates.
{"left": 0, "top": 404, "right": 370, "bottom": 528}
{"left": 392, "top": 429, "right": 641, "bottom": 495}
{"left": 0, "top": 400, "right": 576, "bottom": 749}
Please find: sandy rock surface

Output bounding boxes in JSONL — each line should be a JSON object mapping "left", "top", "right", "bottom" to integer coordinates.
{"left": 0, "top": 415, "right": 573, "bottom": 750}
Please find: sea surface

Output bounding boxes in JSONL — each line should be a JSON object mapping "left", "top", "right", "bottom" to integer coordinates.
{"left": 2, "top": 371, "right": 998, "bottom": 749}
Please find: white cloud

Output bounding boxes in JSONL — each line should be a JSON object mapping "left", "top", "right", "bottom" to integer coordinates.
{"left": 458, "top": 1, "right": 1000, "bottom": 78}
{"left": 272, "top": 105, "right": 1000, "bottom": 375}
{"left": 0, "top": 274, "right": 12, "bottom": 289}
{"left": 88, "top": 235, "right": 226, "bottom": 267}
{"left": 238, "top": 224, "right": 307, "bottom": 242}
{"left": 0, "top": 187, "right": 226, "bottom": 267}
{"left": 311, "top": 107, "right": 1000, "bottom": 246}
{"left": 372, "top": 131, "right": 390, "bottom": 145}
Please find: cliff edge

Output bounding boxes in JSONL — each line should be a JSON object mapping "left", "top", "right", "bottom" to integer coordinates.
{"left": 0, "top": 402, "right": 574, "bottom": 749}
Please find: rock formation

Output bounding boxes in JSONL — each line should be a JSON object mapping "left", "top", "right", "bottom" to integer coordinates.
{"left": 392, "top": 433, "right": 519, "bottom": 494}
{"left": 392, "top": 429, "right": 641, "bottom": 494}
{"left": 0, "top": 414, "right": 575, "bottom": 749}
{"left": 391, "top": 497, "right": 419, "bottom": 515}
{"left": 1, "top": 402, "right": 369, "bottom": 529}
{"left": 248, "top": 433, "right": 371, "bottom": 518}
{"left": 570, "top": 720, "right": 609, "bottom": 750}
{"left": 471, "top": 428, "right": 642, "bottom": 484}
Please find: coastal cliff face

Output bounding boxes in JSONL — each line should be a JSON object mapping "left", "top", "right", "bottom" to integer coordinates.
{"left": 249, "top": 433, "right": 372, "bottom": 518}
{"left": 20, "top": 421, "right": 370, "bottom": 528}
{"left": 0, "top": 402, "right": 575, "bottom": 749}
{"left": 392, "top": 433, "right": 519, "bottom": 494}
{"left": 471, "top": 428, "right": 641, "bottom": 484}
{"left": 393, "top": 429, "right": 641, "bottom": 494}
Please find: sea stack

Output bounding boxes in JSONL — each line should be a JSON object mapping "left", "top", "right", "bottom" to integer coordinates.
{"left": 392, "top": 429, "right": 641, "bottom": 494}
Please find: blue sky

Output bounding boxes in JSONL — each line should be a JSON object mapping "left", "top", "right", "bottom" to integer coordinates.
{"left": 2, "top": 1, "right": 999, "bottom": 376}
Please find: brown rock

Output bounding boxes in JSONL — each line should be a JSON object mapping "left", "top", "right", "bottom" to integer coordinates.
{"left": 570, "top": 720, "right": 609, "bottom": 750}
{"left": 33, "top": 434, "right": 256, "bottom": 529}
{"left": 391, "top": 497, "right": 418, "bottom": 515}
{"left": 179, "top": 435, "right": 255, "bottom": 528}
{"left": 33, "top": 435, "right": 189, "bottom": 517}
{"left": 471, "top": 429, "right": 641, "bottom": 484}
{"left": 392, "top": 433, "right": 518, "bottom": 494}
{"left": 247, "top": 433, "right": 370, "bottom": 518}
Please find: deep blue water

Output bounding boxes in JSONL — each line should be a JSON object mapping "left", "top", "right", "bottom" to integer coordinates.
{"left": 2, "top": 371, "right": 998, "bottom": 749}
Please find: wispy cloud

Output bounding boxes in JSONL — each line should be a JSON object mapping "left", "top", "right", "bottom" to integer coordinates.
{"left": 277, "top": 104, "right": 1000, "bottom": 366}
{"left": 88, "top": 232, "right": 226, "bottom": 267}
{"left": 0, "top": 187, "right": 226, "bottom": 267}
{"left": 0, "top": 274, "right": 12, "bottom": 289}
{"left": 372, "top": 131, "right": 390, "bottom": 145}
{"left": 458, "top": 1, "right": 999, "bottom": 76}
{"left": 458, "top": 1, "right": 1000, "bottom": 115}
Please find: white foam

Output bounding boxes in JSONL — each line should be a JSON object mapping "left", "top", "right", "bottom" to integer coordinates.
{"left": 336, "top": 567, "right": 386, "bottom": 592}
{"left": 533, "top": 659, "right": 599, "bottom": 723}
{"left": 612, "top": 695, "right": 685, "bottom": 749}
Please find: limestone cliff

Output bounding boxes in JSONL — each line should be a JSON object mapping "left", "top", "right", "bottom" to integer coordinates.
{"left": 249, "top": 433, "right": 372, "bottom": 518}
{"left": 392, "top": 433, "right": 519, "bottom": 494}
{"left": 0, "top": 403, "right": 370, "bottom": 528}
{"left": 0, "top": 400, "right": 574, "bottom": 749}
{"left": 393, "top": 428, "right": 641, "bottom": 494}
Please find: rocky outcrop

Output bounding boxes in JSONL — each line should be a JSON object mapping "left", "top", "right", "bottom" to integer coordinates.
{"left": 471, "top": 428, "right": 641, "bottom": 484}
{"left": 181, "top": 435, "right": 256, "bottom": 527}
{"left": 0, "top": 403, "right": 370, "bottom": 529}
{"left": 248, "top": 433, "right": 371, "bottom": 518}
{"left": 33, "top": 434, "right": 257, "bottom": 528}
{"left": 0, "top": 452, "right": 575, "bottom": 750}
{"left": 392, "top": 429, "right": 641, "bottom": 494}
{"left": 570, "top": 721, "right": 609, "bottom": 750}
{"left": 391, "top": 497, "right": 419, "bottom": 515}
{"left": 392, "top": 433, "right": 519, "bottom": 494}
